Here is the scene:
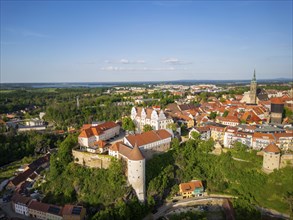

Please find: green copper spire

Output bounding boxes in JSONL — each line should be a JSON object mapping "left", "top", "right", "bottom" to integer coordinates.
{"left": 252, "top": 69, "right": 256, "bottom": 82}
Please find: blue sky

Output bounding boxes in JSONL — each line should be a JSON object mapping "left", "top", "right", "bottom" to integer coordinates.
{"left": 1, "top": 1, "right": 292, "bottom": 83}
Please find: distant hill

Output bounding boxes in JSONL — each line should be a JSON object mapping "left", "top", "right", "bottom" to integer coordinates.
{"left": 0, "top": 78, "right": 292, "bottom": 89}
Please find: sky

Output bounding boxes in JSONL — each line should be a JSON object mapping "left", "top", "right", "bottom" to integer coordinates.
{"left": 0, "top": 1, "right": 292, "bottom": 83}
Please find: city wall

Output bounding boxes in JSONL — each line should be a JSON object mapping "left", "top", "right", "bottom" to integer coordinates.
{"left": 72, "top": 149, "right": 112, "bottom": 169}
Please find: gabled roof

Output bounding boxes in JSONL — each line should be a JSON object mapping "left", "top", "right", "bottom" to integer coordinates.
{"left": 179, "top": 181, "right": 203, "bottom": 193}
{"left": 125, "top": 130, "right": 172, "bottom": 147}
{"left": 94, "top": 140, "right": 107, "bottom": 148}
{"left": 28, "top": 200, "right": 50, "bottom": 212}
{"left": 110, "top": 142, "right": 145, "bottom": 160}
{"left": 253, "top": 132, "right": 276, "bottom": 141}
{"left": 11, "top": 168, "right": 34, "bottom": 187}
{"left": 62, "top": 205, "right": 85, "bottom": 216}
{"left": 193, "top": 126, "right": 210, "bottom": 133}
{"left": 274, "top": 132, "right": 293, "bottom": 139}
{"left": 264, "top": 143, "right": 280, "bottom": 153}
{"left": 79, "top": 121, "right": 119, "bottom": 138}
{"left": 178, "top": 104, "right": 197, "bottom": 111}
{"left": 11, "top": 193, "right": 32, "bottom": 205}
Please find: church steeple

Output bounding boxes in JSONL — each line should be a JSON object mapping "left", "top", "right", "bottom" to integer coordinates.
{"left": 252, "top": 69, "right": 256, "bottom": 82}
{"left": 249, "top": 69, "right": 257, "bottom": 104}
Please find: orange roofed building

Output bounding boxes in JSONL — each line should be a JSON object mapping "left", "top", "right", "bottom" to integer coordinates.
{"left": 78, "top": 121, "right": 120, "bottom": 148}
{"left": 123, "top": 129, "right": 172, "bottom": 154}
{"left": 179, "top": 180, "right": 204, "bottom": 198}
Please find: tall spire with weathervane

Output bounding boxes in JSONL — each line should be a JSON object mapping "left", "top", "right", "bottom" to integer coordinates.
{"left": 249, "top": 69, "right": 257, "bottom": 104}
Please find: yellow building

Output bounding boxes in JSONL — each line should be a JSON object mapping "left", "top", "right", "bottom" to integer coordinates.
{"left": 179, "top": 180, "right": 204, "bottom": 199}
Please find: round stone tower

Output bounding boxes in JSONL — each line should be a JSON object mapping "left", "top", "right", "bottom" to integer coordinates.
{"left": 262, "top": 143, "right": 281, "bottom": 173}
{"left": 127, "top": 145, "right": 146, "bottom": 202}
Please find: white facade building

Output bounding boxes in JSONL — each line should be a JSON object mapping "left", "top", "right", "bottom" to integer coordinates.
{"left": 78, "top": 121, "right": 120, "bottom": 148}
{"left": 11, "top": 194, "right": 32, "bottom": 216}
{"left": 123, "top": 129, "right": 172, "bottom": 152}
{"left": 223, "top": 127, "right": 238, "bottom": 148}
{"left": 131, "top": 107, "right": 173, "bottom": 132}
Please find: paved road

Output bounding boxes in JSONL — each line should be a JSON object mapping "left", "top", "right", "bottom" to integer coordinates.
{"left": 153, "top": 196, "right": 226, "bottom": 219}
{"left": 153, "top": 196, "right": 290, "bottom": 220}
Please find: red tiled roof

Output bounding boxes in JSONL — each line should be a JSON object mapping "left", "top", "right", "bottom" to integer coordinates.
{"left": 94, "top": 140, "right": 107, "bottom": 148}
{"left": 270, "top": 97, "right": 284, "bottom": 104}
{"left": 79, "top": 121, "right": 118, "bottom": 138}
{"left": 179, "top": 181, "right": 203, "bottom": 193}
{"left": 11, "top": 193, "right": 31, "bottom": 205}
{"left": 264, "top": 143, "right": 280, "bottom": 153}
{"left": 110, "top": 142, "right": 145, "bottom": 160}
{"left": 62, "top": 205, "right": 85, "bottom": 216}
{"left": 125, "top": 130, "right": 171, "bottom": 147}
{"left": 253, "top": 132, "right": 276, "bottom": 141}
{"left": 28, "top": 200, "right": 50, "bottom": 212}
{"left": 128, "top": 145, "right": 144, "bottom": 161}
{"left": 274, "top": 132, "right": 293, "bottom": 139}
{"left": 194, "top": 126, "right": 210, "bottom": 133}
{"left": 109, "top": 142, "right": 121, "bottom": 152}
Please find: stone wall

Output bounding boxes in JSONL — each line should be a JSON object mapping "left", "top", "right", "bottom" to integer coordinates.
{"left": 72, "top": 149, "right": 112, "bottom": 169}
{"left": 280, "top": 154, "right": 293, "bottom": 168}
{"left": 141, "top": 143, "right": 170, "bottom": 160}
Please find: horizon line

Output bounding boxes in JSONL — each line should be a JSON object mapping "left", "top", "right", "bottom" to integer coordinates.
{"left": 1, "top": 77, "right": 292, "bottom": 85}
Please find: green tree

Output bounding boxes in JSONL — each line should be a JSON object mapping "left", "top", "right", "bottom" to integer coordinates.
{"left": 122, "top": 117, "right": 135, "bottom": 131}
{"left": 143, "top": 124, "right": 153, "bottom": 132}
{"left": 167, "top": 123, "right": 177, "bottom": 132}
{"left": 223, "top": 110, "right": 229, "bottom": 117}
{"left": 209, "top": 111, "right": 217, "bottom": 119}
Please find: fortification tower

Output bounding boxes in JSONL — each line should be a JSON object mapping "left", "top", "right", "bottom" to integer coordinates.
{"left": 127, "top": 144, "right": 146, "bottom": 202}
{"left": 263, "top": 143, "right": 281, "bottom": 173}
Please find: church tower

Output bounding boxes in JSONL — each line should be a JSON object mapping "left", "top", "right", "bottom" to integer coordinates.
{"left": 249, "top": 69, "right": 257, "bottom": 104}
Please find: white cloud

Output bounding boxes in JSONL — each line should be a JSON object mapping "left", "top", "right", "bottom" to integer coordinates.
{"left": 100, "top": 66, "right": 180, "bottom": 71}
{"left": 162, "top": 57, "right": 192, "bottom": 65}
{"left": 119, "top": 59, "right": 146, "bottom": 64}
{"left": 120, "top": 59, "right": 129, "bottom": 64}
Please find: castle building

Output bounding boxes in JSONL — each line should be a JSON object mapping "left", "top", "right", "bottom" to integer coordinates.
{"left": 78, "top": 121, "right": 120, "bottom": 148}
{"left": 131, "top": 106, "right": 173, "bottom": 132}
{"left": 123, "top": 129, "right": 172, "bottom": 159}
{"left": 109, "top": 142, "right": 146, "bottom": 202}
{"left": 262, "top": 143, "right": 281, "bottom": 173}
{"left": 108, "top": 129, "right": 172, "bottom": 202}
